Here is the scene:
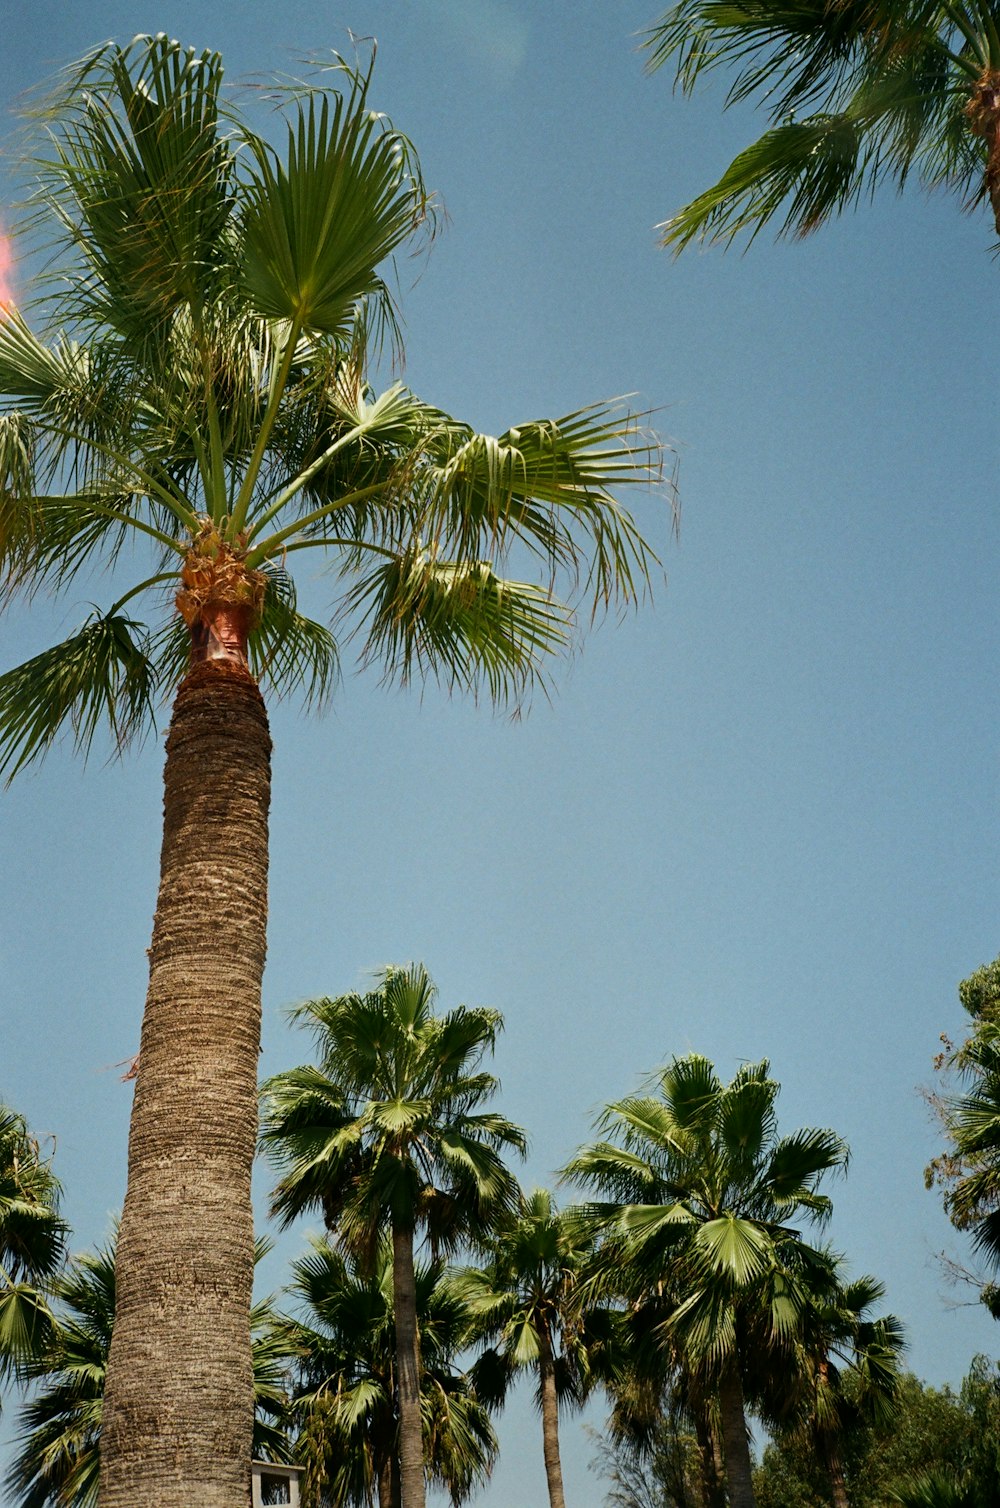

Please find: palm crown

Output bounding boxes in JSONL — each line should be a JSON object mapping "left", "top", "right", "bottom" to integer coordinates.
{"left": 649, "top": 0, "right": 1000, "bottom": 246}
{"left": 0, "top": 34, "right": 661, "bottom": 771}
{"left": 0, "top": 1105, "right": 65, "bottom": 1399}
{"left": 565, "top": 1054, "right": 849, "bottom": 1508}
{"left": 279, "top": 1236, "right": 496, "bottom": 1508}
{"left": 262, "top": 963, "right": 525, "bottom": 1508}
{"left": 262, "top": 963, "right": 526, "bottom": 1253}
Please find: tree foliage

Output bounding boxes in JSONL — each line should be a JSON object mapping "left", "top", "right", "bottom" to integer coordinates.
{"left": 277, "top": 1237, "right": 496, "bottom": 1508}
{"left": 0, "top": 1104, "right": 65, "bottom": 1401}
{"left": 646, "top": 0, "right": 1000, "bottom": 246}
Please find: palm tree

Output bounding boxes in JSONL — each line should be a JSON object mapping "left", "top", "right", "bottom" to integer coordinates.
{"left": 6, "top": 1234, "right": 293, "bottom": 1508}
{"left": 0, "top": 35, "right": 662, "bottom": 1506}
{"left": 0, "top": 1104, "right": 66, "bottom": 1400}
{"left": 646, "top": 0, "right": 1000, "bottom": 246}
{"left": 458, "top": 1187, "right": 607, "bottom": 1508}
{"left": 760, "top": 1263, "right": 905, "bottom": 1508}
{"left": 261, "top": 963, "right": 526, "bottom": 1508}
{"left": 602, "top": 1301, "right": 727, "bottom": 1508}
{"left": 890, "top": 1471, "right": 1000, "bottom": 1507}
{"left": 936, "top": 1025, "right": 1000, "bottom": 1267}
{"left": 278, "top": 1235, "right": 496, "bottom": 1508}
{"left": 564, "top": 1053, "right": 848, "bottom": 1508}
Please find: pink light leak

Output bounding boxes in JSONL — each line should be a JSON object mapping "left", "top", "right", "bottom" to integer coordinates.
{"left": 0, "top": 229, "right": 14, "bottom": 311}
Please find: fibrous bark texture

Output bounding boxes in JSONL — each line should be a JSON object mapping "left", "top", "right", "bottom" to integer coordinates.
{"left": 392, "top": 1222, "right": 426, "bottom": 1508}
{"left": 377, "top": 1450, "right": 402, "bottom": 1508}
{"left": 100, "top": 659, "right": 271, "bottom": 1508}
{"left": 965, "top": 69, "right": 1000, "bottom": 233}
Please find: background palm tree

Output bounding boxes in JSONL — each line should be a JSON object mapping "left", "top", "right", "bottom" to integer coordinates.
{"left": 0, "top": 1104, "right": 65, "bottom": 1403}
{"left": 458, "top": 1187, "right": 606, "bottom": 1508}
{"left": 936, "top": 1024, "right": 1000, "bottom": 1270}
{"left": 646, "top": 0, "right": 1000, "bottom": 246}
{"left": 279, "top": 1235, "right": 496, "bottom": 1508}
{"left": 565, "top": 1053, "right": 848, "bottom": 1508}
{"left": 760, "top": 1264, "right": 904, "bottom": 1508}
{"left": 6, "top": 1234, "right": 293, "bottom": 1508}
{"left": 0, "top": 35, "right": 661, "bottom": 1505}
{"left": 261, "top": 963, "right": 526, "bottom": 1508}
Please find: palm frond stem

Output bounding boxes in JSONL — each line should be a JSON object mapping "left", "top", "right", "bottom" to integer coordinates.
{"left": 246, "top": 418, "right": 385, "bottom": 539}
{"left": 54, "top": 500, "right": 187, "bottom": 557}
{"left": 25, "top": 422, "right": 202, "bottom": 533}
{"left": 107, "top": 571, "right": 179, "bottom": 616}
{"left": 229, "top": 315, "right": 304, "bottom": 534}
{"left": 941, "top": 2, "right": 991, "bottom": 64}
{"left": 190, "top": 318, "right": 230, "bottom": 524}
{"left": 276, "top": 535, "right": 396, "bottom": 558}
{"left": 245, "top": 484, "right": 390, "bottom": 565}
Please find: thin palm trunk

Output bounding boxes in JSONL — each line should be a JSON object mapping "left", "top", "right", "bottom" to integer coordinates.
{"left": 821, "top": 1433, "right": 850, "bottom": 1508}
{"left": 538, "top": 1328, "right": 568, "bottom": 1508}
{"left": 692, "top": 1395, "right": 726, "bottom": 1508}
{"left": 717, "top": 1358, "right": 756, "bottom": 1508}
{"left": 378, "top": 1449, "right": 402, "bottom": 1508}
{"left": 100, "top": 646, "right": 271, "bottom": 1508}
{"left": 392, "top": 1221, "right": 426, "bottom": 1508}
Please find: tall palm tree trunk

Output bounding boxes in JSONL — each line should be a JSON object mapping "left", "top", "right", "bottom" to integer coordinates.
{"left": 538, "top": 1329, "right": 568, "bottom": 1508}
{"left": 821, "top": 1433, "right": 850, "bottom": 1508}
{"left": 392, "top": 1221, "right": 426, "bottom": 1508}
{"left": 692, "top": 1395, "right": 726, "bottom": 1508}
{"left": 377, "top": 1450, "right": 402, "bottom": 1508}
{"left": 717, "top": 1358, "right": 756, "bottom": 1508}
{"left": 100, "top": 650, "right": 271, "bottom": 1508}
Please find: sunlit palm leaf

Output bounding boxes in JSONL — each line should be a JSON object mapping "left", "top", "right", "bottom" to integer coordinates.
{"left": 347, "top": 550, "right": 568, "bottom": 706}
{"left": 37, "top": 34, "right": 233, "bottom": 334}
{"left": 241, "top": 70, "right": 428, "bottom": 336}
{"left": 0, "top": 613, "right": 157, "bottom": 779}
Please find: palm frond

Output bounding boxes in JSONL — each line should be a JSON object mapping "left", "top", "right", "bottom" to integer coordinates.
{"left": 240, "top": 65, "right": 429, "bottom": 337}
{"left": 33, "top": 34, "right": 233, "bottom": 336}
{"left": 250, "top": 564, "right": 339, "bottom": 708}
{"left": 651, "top": 0, "right": 998, "bottom": 246}
{"left": 347, "top": 549, "right": 569, "bottom": 707}
{"left": 0, "top": 613, "right": 159, "bottom": 779}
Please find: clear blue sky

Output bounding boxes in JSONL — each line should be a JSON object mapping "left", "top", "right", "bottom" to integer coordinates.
{"left": 1, "top": 1, "right": 998, "bottom": 1502}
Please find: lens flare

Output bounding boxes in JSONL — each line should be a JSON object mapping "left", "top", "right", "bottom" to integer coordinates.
{"left": 0, "top": 230, "right": 14, "bottom": 310}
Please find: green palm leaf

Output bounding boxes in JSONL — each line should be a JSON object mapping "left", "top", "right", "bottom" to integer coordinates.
{"left": 240, "top": 64, "right": 429, "bottom": 336}
{"left": 39, "top": 35, "right": 233, "bottom": 334}
{"left": 650, "top": 0, "right": 1000, "bottom": 245}
{"left": 0, "top": 613, "right": 158, "bottom": 779}
{"left": 348, "top": 550, "right": 568, "bottom": 706}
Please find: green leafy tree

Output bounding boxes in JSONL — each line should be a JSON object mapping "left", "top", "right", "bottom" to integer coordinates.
{"left": 645, "top": 0, "right": 1000, "bottom": 246}
{"left": 279, "top": 1235, "right": 496, "bottom": 1508}
{"left": 0, "top": 1104, "right": 65, "bottom": 1399}
{"left": 458, "top": 1187, "right": 608, "bottom": 1508}
{"left": 565, "top": 1053, "right": 848, "bottom": 1508}
{"left": 261, "top": 963, "right": 526, "bottom": 1508}
{"left": 755, "top": 1367, "right": 997, "bottom": 1508}
{"left": 601, "top": 1298, "right": 728, "bottom": 1508}
{"left": 6, "top": 1235, "right": 292, "bottom": 1508}
{"left": 0, "top": 35, "right": 661, "bottom": 1506}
